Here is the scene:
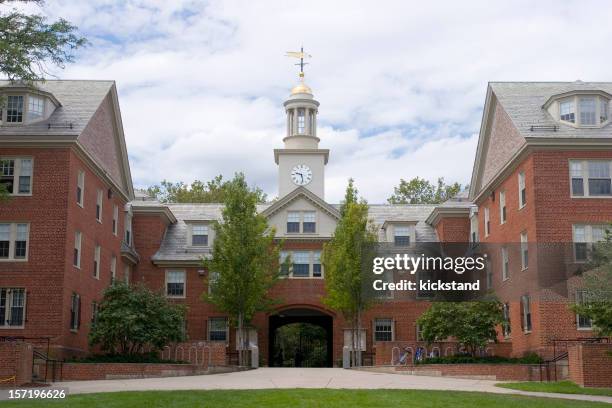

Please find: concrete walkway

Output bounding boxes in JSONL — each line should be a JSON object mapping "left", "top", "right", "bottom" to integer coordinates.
{"left": 17, "top": 368, "right": 612, "bottom": 404}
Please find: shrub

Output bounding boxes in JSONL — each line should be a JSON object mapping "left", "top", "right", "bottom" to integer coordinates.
{"left": 416, "top": 353, "right": 543, "bottom": 365}
{"left": 66, "top": 352, "right": 187, "bottom": 364}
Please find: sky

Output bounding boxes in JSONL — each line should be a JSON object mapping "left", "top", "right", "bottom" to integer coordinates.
{"left": 11, "top": 0, "right": 612, "bottom": 202}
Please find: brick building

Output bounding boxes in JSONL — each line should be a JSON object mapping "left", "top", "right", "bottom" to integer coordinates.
{"left": 0, "top": 79, "right": 609, "bottom": 365}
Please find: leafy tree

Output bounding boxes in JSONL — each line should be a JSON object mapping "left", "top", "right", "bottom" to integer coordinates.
{"left": 417, "top": 301, "right": 504, "bottom": 356}
{"left": 322, "top": 179, "right": 378, "bottom": 367}
{"left": 89, "top": 282, "right": 186, "bottom": 355}
{"left": 388, "top": 177, "right": 461, "bottom": 204}
{"left": 202, "top": 173, "right": 281, "bottom": 366}
{"left": 0, "top": 0, "right": 87, "bottom": 83}
{"left": 571, "top": 226, "right": 612, "bottom": 336}
{"left": 147, "top": 175, "right": 267, "bottom": 204}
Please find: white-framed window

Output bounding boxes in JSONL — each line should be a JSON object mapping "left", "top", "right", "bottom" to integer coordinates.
{"left": 575, "top": 290, "right": 593, "bottom": 330}
{"left": 501, "top": 247, "right": 509, "bottom": 281}
{"left": 73, "top": 231, "right": 82, "bottom": 268}
{"left": 560, "top": 98, "right": 575, "bottom": 123}
{"left": 470, "top": 214, "right": 479, "bottom": 244}
{"left": 125, "top": 213, "right": 132, "bottom": 246}
{"left": 191, "top": 224, "right": 209, "bottom": 246}
{"left": 502, "top": 303, "right": 511, "bottom": 338}
{"left": 292, "top": 251, "right": 310, "bottom": 277}
{"left": 208, "top": 317, "right": 228, "bottom": 341}
{"left": 112, "top": 205, "right": 118, "bottom": 236}
{"left": 394, "top": 226, "right": 411, "bottom": 246}
{"left": 110, "top": 255, "right": 116, "bottom": 282}
{"left": 0, "top": 288, "right": 26, "bottom": 328}
{"left": 0, "top": 223, "right": 29, "bottom": 261}
{"left": 520, "top": 232, "right": 528, "bottom": 270}
{"left": 601, "top": 99, "right": 609, "bottom": 123}
{"left": 6, "top": 95, "right": 24, "bottom": 123}
{"left": 0, "top": 157, "right": 32, "bottom": 195}
{"left": 96, "top": 190, "right": 103, "bottom": 222}
{"left": 573, "top": 224, "right": 607, "bottom": 262}
{"left": 302, "top": 211, "right": 316, "bottom": 233}
{"left": 499, "top": 191, "right": 506, "bottom": 224}
{"left": 520, "top": 294, "right": 532, "bottom": 333}
{"left": 579, "top": 97, "right": 597, "bottom": 125}
{"left": 484, "top": 207, "right": 490, "bottom": 237}
{"left": 279, "top": 250, "right": 323, "bottom": 278}
{"left": 374, "top": 318, "right": 394, "bottom": 342}
{"left": 518, "top": 171, "right": 526, "bottom": 208}
{"left": 28, "top": 95, "right": 44, "bottom": 121}
{"left": 570, "top": 160, "right": 612, "bottom": 197}
{"left": 297, "top": 108, "right": 305, "bottom": 134}
{"left": 165, "top": 270, "right": 186, "bottom": 298}
{"left": 313, "top": 251, "right": 322, "bottom": 277}
{"left": 287, "top": 211, "right": 301, "bottom": 233}
{"left": 76, "top": 170, "right": 85, "bottom": 207}
{"left": 93, "top": 245, "right": 101, "bottom": 279}
{"left": 70, "top": 293, "right": 80, "bottom": 331}
{"left": 559, "top": 95, "right": 610, "bottom": 126}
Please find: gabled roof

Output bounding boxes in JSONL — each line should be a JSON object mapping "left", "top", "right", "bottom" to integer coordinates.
{"left": 469, "top": 81, "right": 612, "bottom": 202}
{"left": 260, "top": 186, "right": 341, "bottom": 219}
{"left": 0, "top": 80, "right": 134, "bottom": 200}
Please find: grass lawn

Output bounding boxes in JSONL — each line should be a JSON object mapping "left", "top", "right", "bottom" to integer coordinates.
{"left": 0, "top": 389, "right": 609, "bottom": 408}
{"left": 496, "top": 381, "right": 612, "bottom": 397}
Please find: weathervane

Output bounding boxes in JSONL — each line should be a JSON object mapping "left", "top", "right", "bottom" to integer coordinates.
{"left": 285, "top": 46, "right": 312, "bottom": 79}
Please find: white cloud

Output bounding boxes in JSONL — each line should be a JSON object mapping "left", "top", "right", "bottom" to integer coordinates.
{"left": 20, "top": 0, "right": 612, "bottom": 201}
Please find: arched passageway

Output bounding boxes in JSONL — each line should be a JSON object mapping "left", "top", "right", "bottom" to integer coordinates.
{"left": 268, "top": 308, "right": 333, "bottom": 367}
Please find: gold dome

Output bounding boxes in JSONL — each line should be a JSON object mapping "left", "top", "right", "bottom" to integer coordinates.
{"left": 290, "top": 81, "right": 312, "bottom": 95}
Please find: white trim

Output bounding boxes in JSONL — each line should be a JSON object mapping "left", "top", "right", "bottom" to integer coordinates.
{"left": 74, "top": 231, "right": 82, "bottom": 268}
{"left": 96, "top": 189, "right": 103, "bottom": 223}
{"left": 76, "top": 170, "right": 85, "bottom": 208}
{"left": 0, "top": 222, "right": 30, "bottom": 262}
{"left": 93, "top": 245, "right": 101, "bottom": 279}
{"left": 165, "top": 269, "right": 186, "bottom": 298}
{"left": 0, "top": 288, "right": 26, "bottom": 329}
{"left": 0, "top": 156, "right": 34, "bottom": 196}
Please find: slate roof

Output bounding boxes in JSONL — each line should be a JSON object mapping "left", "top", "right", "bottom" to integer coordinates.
{"left": 490, "top": 81, "right": 612, "bottom": 139}
{"left": 0, "top": 80, "right": 114, "bottom": 136}
{"left": 144, "top": 202, "right": 439, "bottom": 263}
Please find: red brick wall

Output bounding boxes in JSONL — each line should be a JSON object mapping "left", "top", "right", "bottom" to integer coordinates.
{"left": 435, "top": 217, "right": 470, "bottom": 242}
{"left": 60, "top": 362, "right": 204, "bottom": 381}
{"left": 59, "top": 150, "right": 127, "bottom": 357}
{"left": 568, "top": 343, "right": 612, "bottom": 388}
{"left": 0, "top": 148, "right": 70, "bottom": 344}
{"left": 400, "top": 363, "right": 543, "bottom": 381}
{"left": 0, "top": 341, "right": 33, "bottom": 386}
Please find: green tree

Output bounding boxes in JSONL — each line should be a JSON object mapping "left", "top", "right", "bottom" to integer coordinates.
{"left": 322, "top": 179, "right": 378, "bottom": 367}
{"left": 388, "top": 177, "right": 461, "bottom": 204}
{"left": 571, "top": 226, "right": 612, "bottom": 336}
{"left": 147, "top": 175, "right": 267, "bottom": 204}
{"left": 202, "top": 173, "right": 281, "bottom": 366}
{"left": 89, "top": 282, "right": 186, "bottom": 355}
{"left": 0, "top": 0, "right": 87, "bottom": 83}
{"left": 417, "top": 301, "right": 504, "bottom": 356}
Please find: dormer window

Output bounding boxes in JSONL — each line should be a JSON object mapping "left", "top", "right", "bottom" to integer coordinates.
{"left": 579, "top": 97, "right": 596, "bottom": 125}
{"left": 6, "top": 96, "right": 24, "bottom": 123}
{"left": 28, "top": 96, "right": 44, "bottom": 121}
{"left": 560, "top": 99, "right": 575, "bottom": 123}
{"left": 555, "top": 94, "right": 610, "bottom": 127}
{"left": 394, "top": 226, "right": 411, "bottom": 246}
{"left": 191, "top": 224, "right": 209, "bottom": 246}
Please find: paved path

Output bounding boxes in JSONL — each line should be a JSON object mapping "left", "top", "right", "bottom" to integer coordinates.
{"left": 0, "top": 368, "right": 612, "bottom": 404}
{"left": 10, "top": 368, "right": 612, "bottom": 404}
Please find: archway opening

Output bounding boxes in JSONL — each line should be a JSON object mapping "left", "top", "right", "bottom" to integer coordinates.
{"left": 268, "top": 308, "right": 333, "bottom": 367}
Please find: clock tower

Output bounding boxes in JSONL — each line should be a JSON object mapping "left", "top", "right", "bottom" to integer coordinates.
{"left": 274, "top": 68, "right": 329, "bottom": 199}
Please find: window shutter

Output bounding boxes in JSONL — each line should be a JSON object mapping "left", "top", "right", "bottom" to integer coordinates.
{"left": 206, "top": 319, "right": 209, "bottom": 341}
{"left": 519, "top": 297, "right": 525, "bottom": 331}
{"left": 22, "top": 290, "right": 27, "bottom": 325}
{"left": 392, "top": 319, "right": 396, "bottom": 342}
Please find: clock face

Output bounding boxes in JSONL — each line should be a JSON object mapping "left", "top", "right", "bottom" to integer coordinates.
{"left": 291, "top": 164, "right": 313, "bottom": 186}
